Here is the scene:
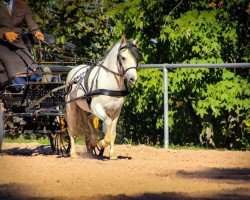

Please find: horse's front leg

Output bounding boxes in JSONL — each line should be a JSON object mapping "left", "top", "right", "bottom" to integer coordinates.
{"left": 93, "top": 104, "right": 112, "bottom": 150}
{"left": 109, "top": 109, "right": 121, "bottom": 160}
{"left": 98, "top": 116, "right": 112, "bottom": 149}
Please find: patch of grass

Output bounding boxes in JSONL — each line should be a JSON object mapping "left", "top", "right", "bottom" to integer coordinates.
{"left": 4, "top": 134, "right": 50, "bottom": 144}
{"left": 168, "top": 143, "right": 233, "bottom": 151}
{"left": 75, "top": 135, "right": 86, "bottom": 145}
{"left": 168, "top": 144, "right": 209, "bottom": 150}
{"left": 4, "top": 133, "right": 86, "bottom": 146}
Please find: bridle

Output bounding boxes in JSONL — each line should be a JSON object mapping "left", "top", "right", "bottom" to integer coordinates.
{"left": 98, "top": 42, "right": 139, "bottom": 77}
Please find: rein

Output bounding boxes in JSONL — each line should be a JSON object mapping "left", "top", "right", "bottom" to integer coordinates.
{"left": 98, "top": 62, "right": 124, "bottom": 77}
{"left": 38, "top": 41, "right": 96, "bottom": 64}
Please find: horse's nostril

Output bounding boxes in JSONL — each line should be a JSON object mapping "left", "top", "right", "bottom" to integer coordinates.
{"left": 129, "top": 77, "right": 136, "bottom": 85}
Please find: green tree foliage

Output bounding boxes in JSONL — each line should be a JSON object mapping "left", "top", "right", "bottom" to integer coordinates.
{"left": 27, "top": 0, "right": 250, "bottom": 149}
{"left": 106, "top": 0, "right": 250, "bottom": 149}
{"left": 28, "top": 0, "right": 117, "bottom": 59}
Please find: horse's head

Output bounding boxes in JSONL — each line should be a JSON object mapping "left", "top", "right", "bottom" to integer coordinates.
{"left": 117, "top": 36, "right": 141, "bottom": 85}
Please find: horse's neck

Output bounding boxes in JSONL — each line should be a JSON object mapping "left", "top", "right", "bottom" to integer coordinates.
{"left": 99, "top": 44, "right": 125, "bottom": 90}
{"left": 102, "top": 43, "right": 119, "bottom": 71}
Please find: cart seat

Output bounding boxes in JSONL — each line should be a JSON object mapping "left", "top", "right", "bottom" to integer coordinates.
{"left": 40, "top": 65, "right": 74, "bottom": 73}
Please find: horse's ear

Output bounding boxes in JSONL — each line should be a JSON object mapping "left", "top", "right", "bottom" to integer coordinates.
{"left": 132, "top": 39, "right": 138, "bottom": 45}
{"left": 120, "top": 36, "right": 126, "bottom": 44}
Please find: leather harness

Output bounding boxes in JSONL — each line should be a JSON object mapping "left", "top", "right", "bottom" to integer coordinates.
{"left": 66, "top": 42, "right": 140, "bottom": 108}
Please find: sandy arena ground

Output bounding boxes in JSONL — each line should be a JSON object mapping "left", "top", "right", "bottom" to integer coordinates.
{"left": 0, "top": 142, "right": 249, "bottom": 200}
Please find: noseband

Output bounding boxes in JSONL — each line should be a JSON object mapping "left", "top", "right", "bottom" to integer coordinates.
{"left": 117, "top": 43, "right": 139, "bottom": 76}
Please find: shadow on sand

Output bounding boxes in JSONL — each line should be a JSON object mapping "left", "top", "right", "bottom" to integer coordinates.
{"left": 178, "top": 167, "right": 250, "bottom": 183}
{"left": 0, "top": 183, "right": 249, "bottom": 200}
{"left": 0, "top": 145, "right": 55, "bottom": 156}
{"left": 0, "top": 145, "right": 132, "bottom": 160}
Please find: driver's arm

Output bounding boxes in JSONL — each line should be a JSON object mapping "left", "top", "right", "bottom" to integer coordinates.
{"left": 24, "top": 6, "right": 44, "bottom": 41}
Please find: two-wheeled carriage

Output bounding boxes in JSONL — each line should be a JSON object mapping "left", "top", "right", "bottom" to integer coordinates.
{"left": 1, "top": 35, "right": 140, "bottom": 159}
{"left": 0, "top": 34, "right": 83, "bottom": 154}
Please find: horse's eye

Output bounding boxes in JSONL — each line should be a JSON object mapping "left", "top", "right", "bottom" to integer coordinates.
{"left": 121, "top": 56, "right": 126, "bottom": 61}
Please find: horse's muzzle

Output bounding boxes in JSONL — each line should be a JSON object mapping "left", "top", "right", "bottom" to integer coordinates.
{"left": 126, "top": 74, "right": 137, "bottom": 85}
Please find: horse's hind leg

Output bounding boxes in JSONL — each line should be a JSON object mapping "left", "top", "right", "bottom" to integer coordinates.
{"left": 69, "top": 134, "right": 77, "bottom": 158}
{"left": 87, "top": 115, "right": 98, "bottom": 147}
{"left": 65, "top": 102, "right": 78, "bottom": 158}
{"left": 85, "top": 115, "right": 99, "bottom": 156}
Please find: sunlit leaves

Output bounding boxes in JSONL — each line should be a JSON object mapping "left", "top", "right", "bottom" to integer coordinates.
{"left": 195, "top": 69, "right": 250, "bottom": 122}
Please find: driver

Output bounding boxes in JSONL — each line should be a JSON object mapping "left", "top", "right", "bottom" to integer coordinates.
{"left": 0, "top": 0, "right": 44, "bottom": 90}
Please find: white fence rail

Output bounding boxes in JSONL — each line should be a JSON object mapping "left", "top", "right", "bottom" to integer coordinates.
{"left": 138, "top": 63, "right": 250, "bottom": 148}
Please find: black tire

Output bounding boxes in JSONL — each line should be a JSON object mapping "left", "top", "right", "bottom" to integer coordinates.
{"left": 0, "top": 103, "right": 5, "bottom": 152}
{"left": 49, "top": 131, "right": 71, "bottom": 155}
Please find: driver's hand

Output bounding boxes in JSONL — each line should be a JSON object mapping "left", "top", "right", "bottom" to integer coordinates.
{"left": 35, "top": 31, "right": 44, "bottom": 42}
{"left": 4, "top": 31, "right": 19, "bottom": 42}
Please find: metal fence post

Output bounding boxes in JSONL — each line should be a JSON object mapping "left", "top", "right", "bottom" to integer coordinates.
{"left": 139, "top": 63, "right": 250, "bottom": 148}
{"left": 163, "top": 67, "right": 169, "bottom": 149}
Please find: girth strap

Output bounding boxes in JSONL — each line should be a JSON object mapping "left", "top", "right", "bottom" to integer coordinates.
{"left": 85, "top": 89, "right": 129, "bottom": 109}
{"left": 88, "top": 89, "right": 130, "bottom": 97}
{"left": 65, "top": 89, "right": 130, "bottom": 105}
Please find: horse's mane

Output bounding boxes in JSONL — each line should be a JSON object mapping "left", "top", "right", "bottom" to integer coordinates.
{"left": 102, "top": 41, "right": 120, "bottom": 60}
{"left": 126, "top": 41, "right": 141, "bottom": 63}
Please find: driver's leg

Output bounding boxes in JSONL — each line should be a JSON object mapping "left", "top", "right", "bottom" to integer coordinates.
{"left": 11, "top": 76, "right": 27, "bottom": 92}
{"left": 0, "top": 43, "right": 29, "bottom": 91}
{"left": 0, "top": 43, "right": 28, "bottom": 79}
{"left": 29, "top": 67, "right": 42, "bottom": 82}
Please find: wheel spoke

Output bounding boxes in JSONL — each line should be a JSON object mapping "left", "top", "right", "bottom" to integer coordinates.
{"left": 49, "top": 131, "right": 70, "bottom": 155}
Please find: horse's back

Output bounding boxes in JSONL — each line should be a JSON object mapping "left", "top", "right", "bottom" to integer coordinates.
{"left": 66, "top": 64, "right": 89, "bottom": 83}
{"left": 65, "top": 64, "right": 89, "bottom": 103}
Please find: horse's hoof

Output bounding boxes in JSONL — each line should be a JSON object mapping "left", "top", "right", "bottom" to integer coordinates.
{"left": 70, "top": 153, "right": 78, "bottom": 158}
{"left": 109, "top": 151, "right": 117, "bottom": 160}
{"left": 71, "top": 155, "right": 78, "bottom": 159}
{"left": 98, "top": 140, "right": 107, "bottom": 149}
{"left": 98, "top": 148, "right": 105, "bottom": 157}
{"left": 110, "top": 156, "right": 118, "bottom": 160}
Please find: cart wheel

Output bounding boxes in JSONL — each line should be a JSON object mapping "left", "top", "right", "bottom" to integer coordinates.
{"left": 49, "top": 130, "right": 71, "bottom": 155}
{"left": 0, "top": 102, "right": 5, "bottom": 152}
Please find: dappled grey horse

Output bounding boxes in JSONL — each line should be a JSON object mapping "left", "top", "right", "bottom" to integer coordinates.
{"left": 65, "top": 37, "right": 141, "bottom": 159}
